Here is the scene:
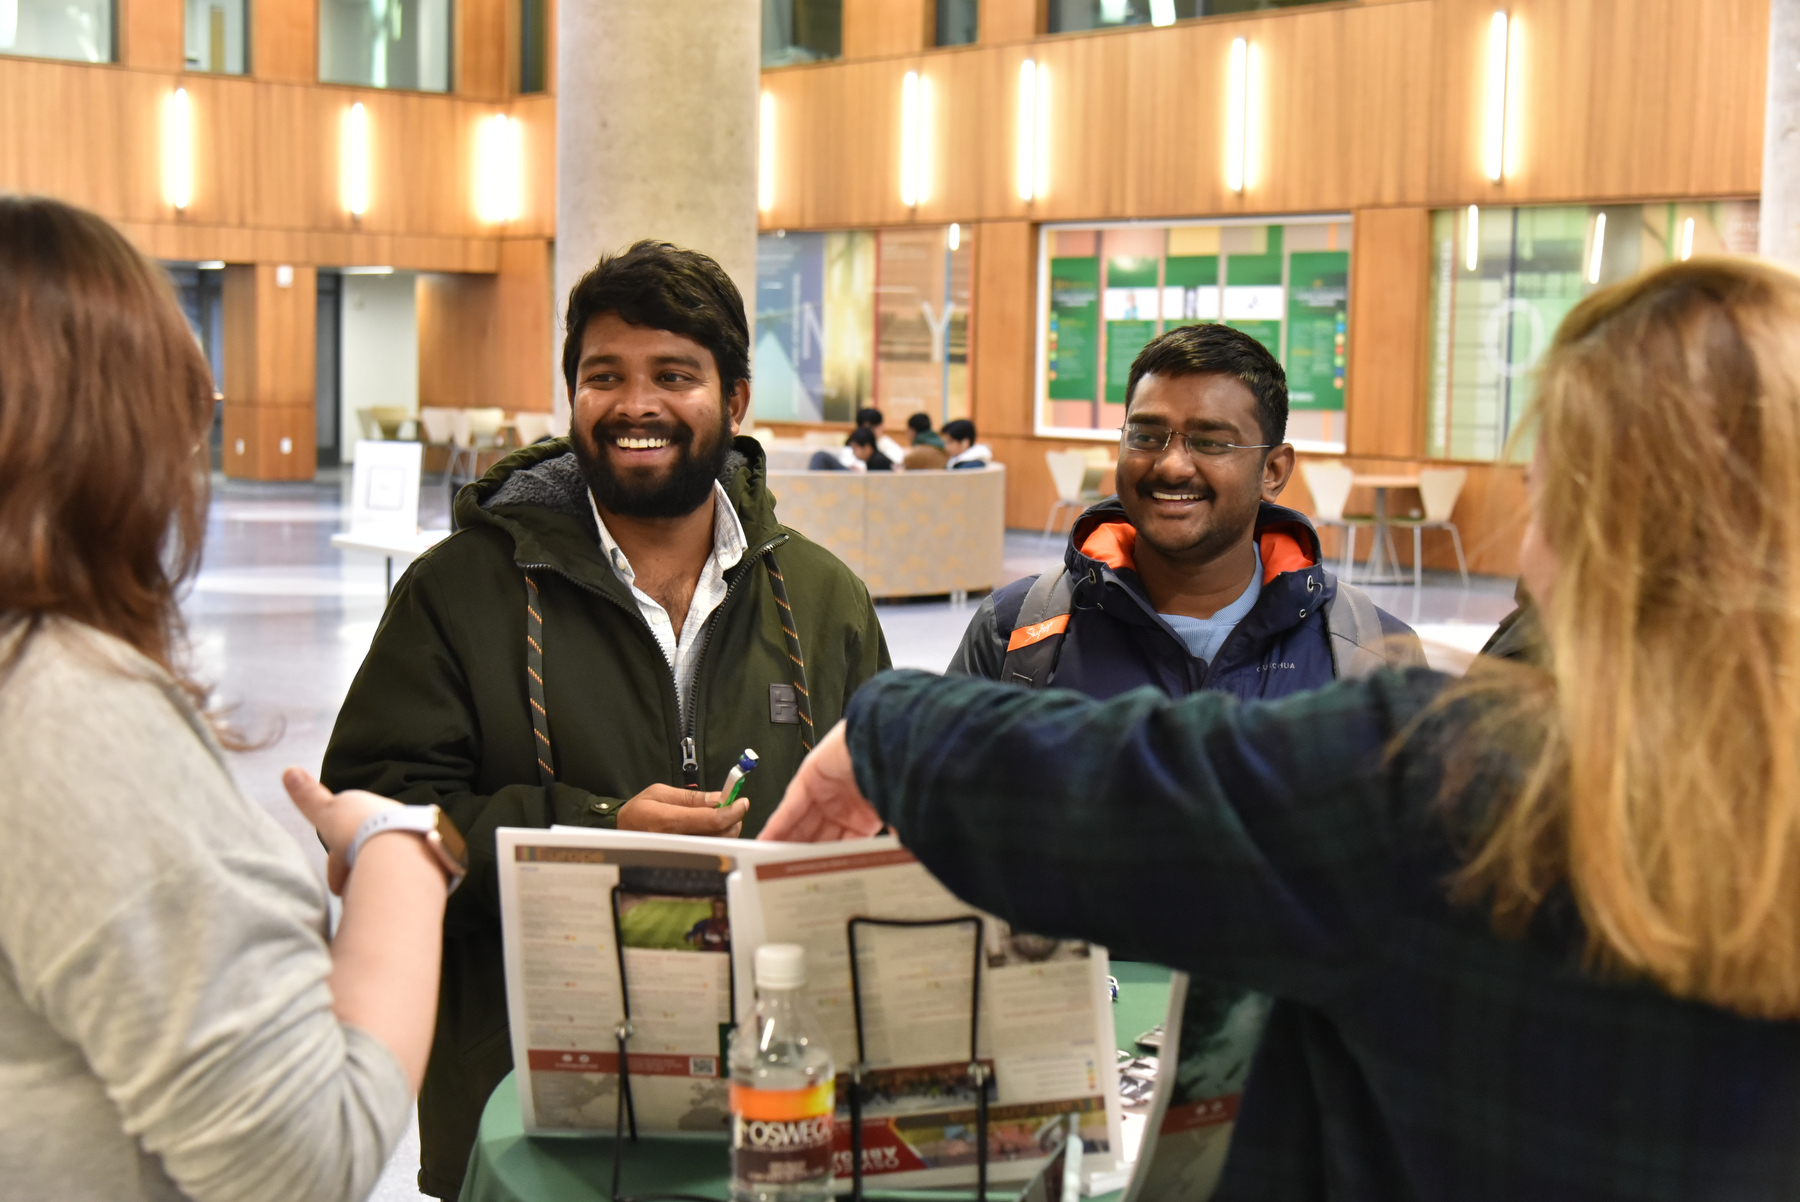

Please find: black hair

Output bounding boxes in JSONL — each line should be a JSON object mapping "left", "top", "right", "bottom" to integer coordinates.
{"left": 1125, "top": 323, "right": 1288, "bottom": 445}
{"left": 561, "top": 240, "right": 750, "bottom": 401}
{"left": 907, "top": 413, "right": 932, "bottom": 433}
{"left": 846, "top": 426, "right": 877, "bottom": 448}
{"left": 942, "top": 419, "right": 977, "bottom": 444}
{"left": 856, "top": 407, "right": 884, "bottom": 427}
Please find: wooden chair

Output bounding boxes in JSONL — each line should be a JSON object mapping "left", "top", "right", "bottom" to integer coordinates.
{"left": 1300, "top": 461, "right": 1378, "bottom": 580}
{"left": 1391, "top": 466, "right": 1470, "bottom": 588}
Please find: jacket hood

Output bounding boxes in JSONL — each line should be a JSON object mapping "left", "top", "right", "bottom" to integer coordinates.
{"left": 453, "top": 435, "right": 784, "bottom": 589}
{"left": 1064, "top": 496, "right": 1325, "bottom": 586}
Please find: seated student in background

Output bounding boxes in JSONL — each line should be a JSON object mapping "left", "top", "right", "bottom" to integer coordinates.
{"left": 322, "top": 240, "right": 888, "bottom": 1198}
{"left": 902, "top": 444, "right": 950, "bottom": 470}
{"left": 942, "top": 418, "right": 992, "bottom": 468}
{"left": 0, "top": 196, "right": 454, "bottom": 1201}
{"left": 808, "top": 426, "right": 894, "bottom": 472}
{"left": 857, "top": 406, "right": 908, "bottom": 463}
{"left": 908, "top": 412, "right": 946, "bottom": 450}
{"left": 767, "top": 259, "right": 1800, "bottom": 1199}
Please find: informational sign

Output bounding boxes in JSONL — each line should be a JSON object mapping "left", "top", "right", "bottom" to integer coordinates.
{"left": 1162, "top": 256, "right": 1220, "bottom": 328}
{"left": 347, "top": 439, "right": 422, "bottom": 537}
{"left": 754, "top": 233, "right": 827, "bottom": 421}
{"left": 1285, "top": 251, "right": 1349, "bottom": 410}
{"left": 1104, "top": 257, "right": 1159, "bottom": 405}
{"left": 1048, "top": 257, "right": 1099, "bottom": 401}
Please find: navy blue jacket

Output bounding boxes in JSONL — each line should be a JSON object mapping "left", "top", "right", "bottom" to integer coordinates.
{"left": 949, "top": 498, "right": 1415, "bottom": 698}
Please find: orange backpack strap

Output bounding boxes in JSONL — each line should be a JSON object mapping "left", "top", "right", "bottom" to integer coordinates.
{"left": 999, "top": 567, "right": 1074, "bottom": 688}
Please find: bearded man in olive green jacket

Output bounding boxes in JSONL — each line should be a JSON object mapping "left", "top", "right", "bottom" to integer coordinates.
{"left": 322, "top": 241, "right": 889, "bottom": 1199}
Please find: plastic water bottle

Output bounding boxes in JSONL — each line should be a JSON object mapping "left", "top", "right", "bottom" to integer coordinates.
{"left": 729, "top": 944, "right": 836, "bottom": 1202}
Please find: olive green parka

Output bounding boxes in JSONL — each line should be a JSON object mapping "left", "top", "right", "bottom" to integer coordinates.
{"left": 321, "top": 435, "right": 889, "bottom": 1198}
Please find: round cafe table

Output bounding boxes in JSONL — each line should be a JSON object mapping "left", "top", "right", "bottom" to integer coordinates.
{"left": 457, "top": 963, "right": 1175, "bottom": 1202}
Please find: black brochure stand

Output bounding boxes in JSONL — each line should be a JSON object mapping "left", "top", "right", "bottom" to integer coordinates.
{"left": 603, "top": 883, "right": 722, "bottom": 1202}
{"left": 844, "top": 915, "right": 993, "bottom": 1202}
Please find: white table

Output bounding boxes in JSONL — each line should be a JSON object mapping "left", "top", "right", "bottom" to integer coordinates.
{"left": 1348, "top": 473, "right": 1420, "bottom": 585}
{"left": 330, "top": 528, "right": 451, "bottom": 593}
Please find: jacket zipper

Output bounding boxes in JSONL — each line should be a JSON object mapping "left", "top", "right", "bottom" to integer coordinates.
{"left": 520, "top": 530, "right": 789, "bottom": 791}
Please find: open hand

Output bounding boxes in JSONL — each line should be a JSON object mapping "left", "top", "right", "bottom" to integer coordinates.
{"left": 759, "top": 722, "right": 884, "bottom": 843}
{"left": 618, "top": 783, "right": 748, "bottom": 838}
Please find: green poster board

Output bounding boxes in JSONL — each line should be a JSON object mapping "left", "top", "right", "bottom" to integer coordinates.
{"left": 1104, "top": 319, "right": 1158, "bottom": 405}
{"left": 1163, "top": 255, "right": 1218, "bottom": 329}
{"left": 1107, "top": 256, "right": 1159, "bottom": 287}
{"left": 1048, "top": 257, "right": 1099, "bottom": 401}
{"left": 1225, "top": 226, "right": 1283, "bottom": 286}
{"left": 1285, "top": 251, "right": 1348, "bottom": 410}
{"left": 1227, "top": 320, "right": 1282, "bottom": 357}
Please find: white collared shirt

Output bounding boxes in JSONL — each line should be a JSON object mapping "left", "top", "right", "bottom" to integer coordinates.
{"left": 589, "top": 481, "right": 747, "bottom": 715}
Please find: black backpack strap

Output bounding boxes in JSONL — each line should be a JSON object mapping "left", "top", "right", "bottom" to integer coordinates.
{"left": 524, "top": 570, "right": 555, "bottom": 787}
{"left": 998, "top": 566, "right": 1075, "bottom": 688}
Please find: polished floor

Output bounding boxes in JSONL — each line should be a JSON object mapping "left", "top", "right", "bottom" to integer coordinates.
{"left": 182, "top": 470, "right": 1519, "bottom": 1201}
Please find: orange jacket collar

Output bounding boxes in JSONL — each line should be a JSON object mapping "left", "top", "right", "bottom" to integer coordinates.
{"left": 1077, "top": 519, "right": 1316, "bottom": 585}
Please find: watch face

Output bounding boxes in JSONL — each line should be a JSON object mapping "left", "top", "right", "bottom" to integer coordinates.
{"left": 434, "top": 807, "right": 469, "bottom": 870}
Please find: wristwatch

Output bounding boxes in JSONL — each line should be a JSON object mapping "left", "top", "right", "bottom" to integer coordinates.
{"left": 345, "top": 805, "right": 468, "bottom": 893}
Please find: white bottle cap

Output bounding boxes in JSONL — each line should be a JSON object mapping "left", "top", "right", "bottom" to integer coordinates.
{"left": 755, "top": 943, "right": 808, "bottom": 990}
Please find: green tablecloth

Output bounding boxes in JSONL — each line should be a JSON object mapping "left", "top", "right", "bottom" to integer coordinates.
{"left": 459, "top": 963, "right": 1174, "bottom": 1202}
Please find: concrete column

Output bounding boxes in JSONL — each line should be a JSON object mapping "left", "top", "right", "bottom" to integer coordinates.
{"left": 555, "top": 0, "right": 760, "bottom": 424}
{"left": 1762, "top": 0, "right": 1800, "bottom": 266}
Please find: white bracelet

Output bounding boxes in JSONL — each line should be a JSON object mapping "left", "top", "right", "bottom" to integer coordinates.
{"left": 344, "top": 805, "right": 467, "bottom": 892}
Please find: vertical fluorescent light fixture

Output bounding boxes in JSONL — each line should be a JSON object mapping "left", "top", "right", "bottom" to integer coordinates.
{"left": 1226, "top": 38, "right": 1249, "bottom": 193}
{"left": 1149, "top": 0, "right": 1176, "bottom": 26}
{"left": 342, "top": 102, "right": 370, "bottom": 217}
{"left": 1484, "top": 11, "right": 1510, "bottom": 181}
{"left": 900, "top": 71, "right": 921, "bottom": 208}
{"left": 162, "top": 87, "right": 193, "bottom": 211}
{"left": 948, "top": 222, "right": 961, "bottom": 251}
{"left": 1033, "top": 61, "right": 1050, "bottom": 200}
{"left": 475, "top": 114, "right": 522, "bottom": 223}
{"left": 1016, "top": 59, "right": 1038, "bottom": 201}
{"left": 758, "top": 91, "right": 776, "bottom": 213}
{"left": 1680, "top": 216, "right": 1696, "bottom": 261}
{"left": 1465, "top": 205, "right": 1480, "bottom": 272}
{"left": 1588, "top": 212, "right": 1607, "bottom": 284}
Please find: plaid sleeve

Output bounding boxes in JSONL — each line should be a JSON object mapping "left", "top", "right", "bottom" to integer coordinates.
{"left": 844, "top": 668, "right": 1448, "bottom": 1004}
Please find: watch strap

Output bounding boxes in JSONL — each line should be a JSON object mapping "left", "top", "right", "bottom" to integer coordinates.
{"left": 345, "top": 805, "right": 467, "bottom": 892}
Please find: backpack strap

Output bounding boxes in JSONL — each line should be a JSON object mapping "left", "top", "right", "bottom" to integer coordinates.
{"left": 999, "top": 566, "right": 1075, "bottom": 688}
{"left": 1323, "top": 579, "right": 1422, "bottom": 678}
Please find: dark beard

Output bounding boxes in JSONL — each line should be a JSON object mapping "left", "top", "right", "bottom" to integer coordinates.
{"left": 574, "top": 410, "right": 731, "bottom": 520}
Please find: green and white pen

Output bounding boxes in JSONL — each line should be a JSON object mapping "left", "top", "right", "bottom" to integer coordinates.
{"left": 716, "top": 748, "right": 758, "bottom": 808}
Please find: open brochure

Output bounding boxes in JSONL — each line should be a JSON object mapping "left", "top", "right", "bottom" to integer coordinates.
{"left": 1118, "top": 972, "right": 1270, "bottom": 1202}
{"left": 496, "top": 827, "right": 1123, "bottom": 1194}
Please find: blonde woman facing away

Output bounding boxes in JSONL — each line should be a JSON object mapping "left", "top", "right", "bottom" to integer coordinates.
{"left": 0, "top": 196, "right": 454, "bottom": 1201}
{"left": 766, "top": 257, "right": 1800, "bottom": 1199}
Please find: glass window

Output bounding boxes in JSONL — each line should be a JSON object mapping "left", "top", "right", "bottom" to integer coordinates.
{"left": 1425, "top": 200, "right": 1760, "bottom": 461}
{"left": 319, "top": 0, "right": 450, "bottom": 91}
{"left": 0, "top": 0, "right": 115, "bottom": 62}
{"left": 1048, "top": 0, "right": 1331, "bottom": 35}
{"left": 755, "top": 226, "right": 973, "bottom": 425}
{"left": 936, "top": 0, "right": 976, "bottom": 47}
{"left": 1036, "top": 219, "right": 1351, "bottom": 451}
{"left": 762, "top": 0, "right": 839, "bottom": 68}
{"left": 184, "top": 0, "right": 247, "bottom": 73}
{"left": 518, "top": 0, "right": 545, "bottom": 93}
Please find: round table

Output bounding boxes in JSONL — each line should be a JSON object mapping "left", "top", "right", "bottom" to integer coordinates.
{"left": 458, "top": 963, "right": 1175, "bottom": 1202}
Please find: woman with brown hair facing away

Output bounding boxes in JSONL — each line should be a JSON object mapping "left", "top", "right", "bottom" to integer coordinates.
{"left": 766, "top": 257, "right": 1800, "bottom": 1199}
{"left": 0, "top": 196, "right": 455, "bottom": 1200}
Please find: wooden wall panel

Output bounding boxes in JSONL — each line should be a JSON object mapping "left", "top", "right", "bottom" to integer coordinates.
{"left": 0, "top": 59, "right": 551, "bottom": 271}
{"left": 457, "top": 0, "right": 513, "bottom": 99}
{"left": 223, "top": 263, "right": 317, "bottom": 479}
{"left": 969, "top": 220, "right": 1034, "bottom": 438}
{"left": 980, "top": 0, "right": 1042, "bottom": 44}
{"left": 761, "top": 0, "right": 1766, "bottom": 232}
{"left": 843, "top": 0, "right": 931, "bottom": 59}
{"left": 123, "top": 0, "right": 185, "bottom": 70}
{"left": 1345, "top": 207, "right": 1429, "bottom": 458}
{"left": 496, "top": 237, "right": 557, "bottom": 411}
{"left": 253, "top": 0, "right": 317, "bottom": 83}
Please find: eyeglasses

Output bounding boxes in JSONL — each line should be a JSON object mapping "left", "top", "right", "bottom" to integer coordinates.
{"left": 1119, "top": 423, "right": 1272, "bottom": 458}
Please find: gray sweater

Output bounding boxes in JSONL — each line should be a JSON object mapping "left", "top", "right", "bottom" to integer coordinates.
{"left": 0, "top": 618, "right": 411, "bottom": 1201}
